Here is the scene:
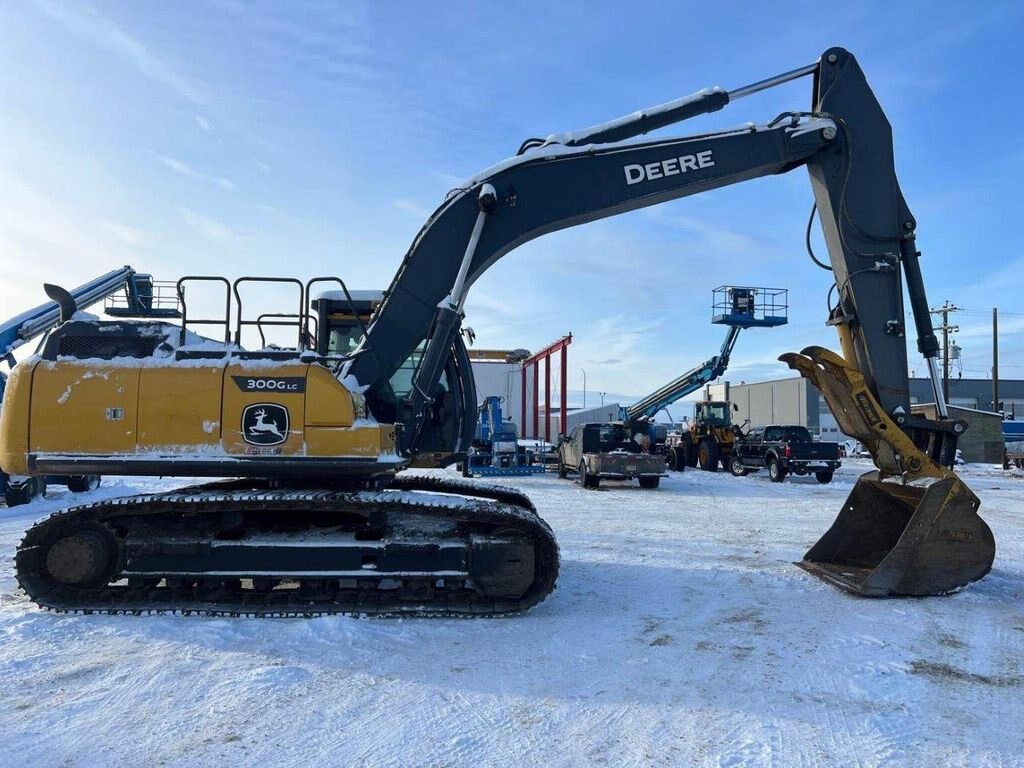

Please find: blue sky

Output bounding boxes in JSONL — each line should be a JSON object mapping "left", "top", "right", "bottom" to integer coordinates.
{"left": 1, "top": 0, "right": 1021, "bottom": 401}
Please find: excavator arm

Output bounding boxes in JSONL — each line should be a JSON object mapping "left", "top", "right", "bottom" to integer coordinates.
{"left": 347, "top": 46, "right": 993, "bottom": 596}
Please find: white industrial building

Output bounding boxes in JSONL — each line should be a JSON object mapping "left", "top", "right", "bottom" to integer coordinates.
{"left": 469, "top": 360, "right": 524, "bottom": 424}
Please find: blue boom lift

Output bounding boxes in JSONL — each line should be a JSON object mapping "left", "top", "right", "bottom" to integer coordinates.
{"left": 620, "top": 286, "right": 788, "bottom": 459}
{"left": 1, "top": 266, "right": 177, "bottom": 506}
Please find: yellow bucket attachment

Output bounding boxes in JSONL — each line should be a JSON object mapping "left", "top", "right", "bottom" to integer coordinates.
{"left": 780, "top": 346, "right": 994, "bottom": 597}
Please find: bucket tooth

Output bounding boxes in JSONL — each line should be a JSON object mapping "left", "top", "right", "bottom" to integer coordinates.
{"left": 779, "top": 347, "right": 995, "bottom": 597}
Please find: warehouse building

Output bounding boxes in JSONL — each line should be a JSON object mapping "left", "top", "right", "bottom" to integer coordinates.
{"left": 726, "top": 376, "right": 1024, "bottom": 463}
{"left": 470, "top": 356, "right": 526, "bottom": 430}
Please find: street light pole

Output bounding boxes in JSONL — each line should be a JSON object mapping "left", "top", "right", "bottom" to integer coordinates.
{"left": 600, "top": 391, "right": 606, "bottom": 406}
{"left": 580, "top": 368, "right": 587, "bottom": 408}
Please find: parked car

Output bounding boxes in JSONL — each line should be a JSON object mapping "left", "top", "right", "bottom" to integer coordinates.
{"left": 730, "top": 425, "right": 841, "bottom": 483}
{"left": 842, "top": 440, "right": 873, "bottom": 459}
{"left": 557, "top": 422, "right": 666, "bottom": 489}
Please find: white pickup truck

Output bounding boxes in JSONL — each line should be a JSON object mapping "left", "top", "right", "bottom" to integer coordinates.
{"left": 556, "top": 422, "right": 666, "bottom": 489}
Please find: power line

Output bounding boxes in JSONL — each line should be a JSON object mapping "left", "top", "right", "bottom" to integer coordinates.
{"left": 959, "top": 309, "right": 1024, "bottom": 318}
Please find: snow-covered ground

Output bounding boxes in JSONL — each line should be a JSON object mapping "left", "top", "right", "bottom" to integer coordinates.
{"left": 1, "top": 461, "right": 1022, "bottom": 767}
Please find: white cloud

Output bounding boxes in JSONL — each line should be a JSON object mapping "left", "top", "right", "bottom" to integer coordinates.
{"left": 195, "top": 115, "right": 214, "bottom": 132}
{"left": 430, "top": 170, "right": 465, "bottom": 189}
{"left": 32, "top": 0, "right": 204, "bottom": 104}
{"left": 180, "top": 208, "right": 244, "bottom": 241}
{"left": 99, "top": 220, "right": 152, "bottom": 248}
{"left": 151, "top": 152, "right": 237, "bottom": 192}
{"left": 392, "top": 198, "right": 432, "bottom": 219}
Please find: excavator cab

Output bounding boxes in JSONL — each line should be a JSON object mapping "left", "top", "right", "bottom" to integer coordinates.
{"left": 311, "top": 289, "right": 381, "bottom": 357}
{"left": 311, "top": 289, "right": 475, "bottom": 465}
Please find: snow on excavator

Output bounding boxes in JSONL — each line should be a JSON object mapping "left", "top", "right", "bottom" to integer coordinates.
{"left": 0, "top": 47, "right": 994, "bottom": 616}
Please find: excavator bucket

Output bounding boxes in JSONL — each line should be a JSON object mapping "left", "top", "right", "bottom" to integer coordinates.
{"left": 780, "top": 346, "right": 995, "bottom": 596}
{"left": 799, "top": 471, "right": 992, "bottom": 596}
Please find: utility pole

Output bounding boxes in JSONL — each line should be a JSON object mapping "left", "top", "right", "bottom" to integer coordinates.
{"left": 929, "top": 301, "right": 961, "bottom": 404}
{"left": 993, "top": 307, "right": 999, "bottom": 415}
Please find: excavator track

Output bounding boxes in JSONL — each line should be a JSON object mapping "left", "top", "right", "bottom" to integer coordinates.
{"left": 15, "top": 476, "right": 559, "bottom": 617}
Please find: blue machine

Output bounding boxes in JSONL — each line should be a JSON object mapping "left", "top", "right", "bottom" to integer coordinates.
{"left": 1, "top": 266, "right": 178, "bottom": 506}
{"left": 622, "top": 286, "right": 788, "bottom": 433}
{"left": 464, "top": 396, "right": 545, "bottom": 477}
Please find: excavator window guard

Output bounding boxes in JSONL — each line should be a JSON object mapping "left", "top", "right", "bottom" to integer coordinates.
{"left": 255, "top": 312, "right": 317, "bottom": 350}
{"left": 304, "top": 276, "right": 386, "bottom": 372}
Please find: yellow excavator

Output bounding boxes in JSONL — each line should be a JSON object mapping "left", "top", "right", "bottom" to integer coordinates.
{"left": 0, "top": 48, "right": 994, "bottom": 616}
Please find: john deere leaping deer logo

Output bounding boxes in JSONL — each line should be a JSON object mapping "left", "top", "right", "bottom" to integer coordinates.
{"left": 241, "top": 403, "right": 289, "bottom": 446}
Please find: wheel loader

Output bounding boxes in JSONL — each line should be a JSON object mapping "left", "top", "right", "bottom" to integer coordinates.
{"left": 668, "top": 400, "right": 743, "bottom": 472}
{"left": 0, "top": 47, "right": 995, "bottom": 616}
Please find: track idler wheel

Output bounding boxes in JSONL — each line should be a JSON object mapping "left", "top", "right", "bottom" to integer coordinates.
{"left": 45, "top": 525, "right": 116, "bottom": 587}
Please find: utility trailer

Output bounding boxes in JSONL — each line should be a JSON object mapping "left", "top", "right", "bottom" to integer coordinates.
{"left": 556, "top": 422, "right": 666, "bottom": 489}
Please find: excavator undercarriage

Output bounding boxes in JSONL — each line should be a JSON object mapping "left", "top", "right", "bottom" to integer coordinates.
{"left": 17, "top": 475, "right": 558, "bottom": 617}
